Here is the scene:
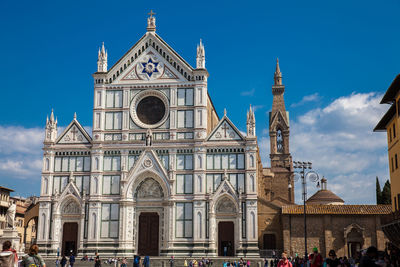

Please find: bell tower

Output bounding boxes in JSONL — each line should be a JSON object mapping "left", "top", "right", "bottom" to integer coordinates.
{"left": 268, "top": 59, "right": 294, "bottom": 202}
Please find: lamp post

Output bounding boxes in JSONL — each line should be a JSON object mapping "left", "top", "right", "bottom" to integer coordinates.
{"left": 293, "top": 161, "right": 320, "bottom": 263}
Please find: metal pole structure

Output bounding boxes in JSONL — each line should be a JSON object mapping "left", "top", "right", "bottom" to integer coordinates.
{"left": 302, "top": 165, "right": 308, "bottom": 262}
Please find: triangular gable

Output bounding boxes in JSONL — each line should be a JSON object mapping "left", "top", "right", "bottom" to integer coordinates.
{"left": 105, "top": 32, "right": 194, "bottom": 84}
{"left": 56, "top": 118, "right": 92, "bottom": 144}
{"left": 127, "top": 149, "right": 169, "bottom": 184}
{"left": 213, "top": 178, "right": 239, "bottom": 202}
{"left": 57, "top": 180, "right": 81, "bottom": 203}
{"left": 207, "top": 115, "right": 245, "bottom": 141}
{"left": 269, "top": 110, "right": 289, "bottom": 130}
{"left": 117, "top": 47, "right": 183, "bottom": 83}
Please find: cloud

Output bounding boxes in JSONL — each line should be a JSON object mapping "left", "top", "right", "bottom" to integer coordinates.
{"left": 290, "top": 93, "right": 321, "bottom": 108}
{"left": 251, "top": 105, "right": 265, "bottom": 112}
{"left": 259, "top": 92, "right": 389, "bottom": 204}
{"left": 241, "top": 88, "right": 255, "bottom": 96}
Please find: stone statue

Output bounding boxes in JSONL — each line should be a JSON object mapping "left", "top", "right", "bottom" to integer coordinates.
{"left": 6, "top": 201, "right": 16, "bottom": 229}
{"left": 146, "top": 129, "right": 152, "bottom": 146}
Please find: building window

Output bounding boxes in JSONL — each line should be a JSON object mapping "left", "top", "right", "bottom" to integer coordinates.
{"left": 206, "top": 174, "right": 222, "bottom": 193}
{"left": 206, "top": 153, "right": 245, "bottom": 170}
{"left": 53, "top": 176, "right": 69, "bottom": 195}
{"left": 84, "top": 203, "right": 89, "bottom": 239}
{"left": 106, "top": 90, "right": 123, "bottom": 108}
{"left": 54, "top": 156, "right": 91, "bottom": 172}
{"left": 105, "top": 112, "right": 122, "bottom": 130}
{"left": 103, "top": 156, "right": 121, "bottom": 171}
{"left": 396, "top": 154, "right": 398, "bottom": 169}
{"left": 277, "top": 129, "right": 284, "bottom": 153}
{"left": 102, "top": 176, "right": 120, "bottom": 195}
{"left": 74, "top": 175, "right": 90, "bottom": 195}
{"left": 177, "top": 88, "right": 194, "bottom": 106}
{"left": 177, "top": 110, "right": 194, "bottom": 128}
{"left": 390, "top": 128, "right": 392, "bottom": 142}
{"left": 176, "top": 202, "right": 193, "bottom": 238}
{"left": 156, "top": 152, "right": 169, "bottom": 170}
{"left": 242, "top": 202, "right": 246, "bottom": 238}
{"left": 394, "top": 123, "right": 397, "bottom": 138}
{"left": 205, "top": 202, "right": 209, "bottom": 238}
{"left": 395, "top": 196, "right": 398, "bottom": 211}
{"left": 176, "top": 174, "right": 193, "bottom": 194}
{"left": 101, "top": 203, "right": 119, "bottom": 238}
{"left": 176, "top": 154, "right": 193, "bottom": 170}
{"left": 392, "top": 157, "right": 394, "bottom": 172}
{"left": 228, "top": 173, "right": 245, "bottom": 193}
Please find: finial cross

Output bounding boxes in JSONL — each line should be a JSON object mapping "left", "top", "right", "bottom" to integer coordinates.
{"left": 221, "top": 122, "right": 229, "bottom": 138}
{"left": 148, "top": 10, "right": 156, "bottom": 17}
{"left": 71, "top": 126, "right": 78, "bottom": 141}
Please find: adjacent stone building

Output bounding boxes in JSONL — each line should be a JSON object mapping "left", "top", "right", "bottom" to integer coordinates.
{"left": 282, "top": 180, "right": 391, "bottom": 258}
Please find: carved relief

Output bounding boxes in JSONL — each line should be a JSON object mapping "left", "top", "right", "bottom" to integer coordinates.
{"left": 62, "top": 200, "right": 80, "bottom": 214}
{"left": 135, "top": 178, "right": 164, "bottom": 199}
{"left": 216, "top": 197, "right": 236, "bottom": 213}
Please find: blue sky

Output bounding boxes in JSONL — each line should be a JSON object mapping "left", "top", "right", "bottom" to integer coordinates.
{"left": 0, "top": 0, "right": 399, "bottom": 203}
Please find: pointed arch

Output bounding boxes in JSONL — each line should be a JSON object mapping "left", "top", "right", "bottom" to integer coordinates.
{"left": 43, "top": 177, "right": 48, "bottom": 195}
{"left": 198, "top": 175, "right": 202, "bottom": 193}
{"left": 276, "top": 128, "right": 284, "bottom": 153}
{"left": 41, "top": 213, "right": 46, "bottom": 239}
{"left": 250, "top": 211, "right": 256, "bottom": 238}
{"left": 197, "top": 212, "right": 202, "bottom": 238}
{"left": 91, "top": 213, "right": 97, "bottom": 238}
{"left": 214, "top": 195, "right": 238, "bottom": 214}
{"left": 250, "top": 154, "right": 255, "bottom": 167}
{"left": 93, "top": 177, "right": 98, "bottom": 194}
{"left": 250, "top": 175, "right": 255, "bottom": 192}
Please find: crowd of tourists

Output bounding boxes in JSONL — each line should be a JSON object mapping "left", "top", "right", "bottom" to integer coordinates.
{"left": 1, "top": 240, "right": 400, "bottom": 267}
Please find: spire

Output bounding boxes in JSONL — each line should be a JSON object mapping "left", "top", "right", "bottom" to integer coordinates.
{"left": 45, "top": 109, "right": 58, "bottom": 143}
{"left": 50, "top": 109, "right": 54, "bottom": 123}
{"left": 147, "top": 10, "right": 156, "bottom": 32}
{"left": 97, "top": 42, "right": 108, "bottom": 72}
{"left": 196, "top": 39, "right": 206, "bottom": 69}
{"left": 247, "top": 104, "right": 256, "bottom": 137}
{"left": 274, "top": 58, "right": 282, "bottom": 86}
{"left": 74, "top": 112, "right": 77, "bottom": 120}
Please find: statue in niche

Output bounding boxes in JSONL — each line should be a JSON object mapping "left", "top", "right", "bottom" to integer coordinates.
{"left": 136, "top": 178, "right": 163, "bottom": 199}
{"left": 146, "top": 129, "right": 153, "bottom": 146}
{"left": 216, "top": 197, "right": 236, "bottom": 213}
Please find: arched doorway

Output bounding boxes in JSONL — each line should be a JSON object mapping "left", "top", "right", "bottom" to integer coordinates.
{"left": 62, "top": 222, "right": 78, "bottom": 256}
{"left": 215, "top": 196, "right": 237, "bottom": 256}
{"left": 59, "top": 198, "right": 81, "bottom": 256}
{"left": 134, "top": 177, "right": 164, "bottom": 256}
{"left": 344, "top": 224, "right": 364, "bottom": 258}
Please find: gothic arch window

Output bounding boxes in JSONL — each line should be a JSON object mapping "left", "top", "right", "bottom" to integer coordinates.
{"left": 250, "top": 212, "right": 256, "bottom": 238}
{"left": 45, "top": 158, "right": 49, "bottom": 171}
{"left": 163, "top": 52, "right": 165, "bottom": 57}
{"left": 250, "top": 175, "right": 255, "bottom": 192}
{"left": 135, "top": 53, "right": 138, "bottom": 58}
{"left": 198, "top": 155, "right": 202, "bottom": 169}
{"left": 276, "top": 128, "right": 284, "bottom": 153}
{"left": 250, "top": 155, "right": 254, "bottom": 167}
{"left": 94, "top": 177, "right": 98, "bottom": 194}
{"left": 43, "top": 178, "right": 48, "bottom": 194}
{"left": 41, "top": 213, "right": 46, "bottom": 239}
{"left": 197, "top": 212, "right": 202, "bottom": 238}
{"left": 95, "top": 157, "right": 99, "bottom": 170}
{"left": 92, "top": 213, "right": 97, "bottom": 238}
{"left": 198, "top": 175, "right": 202, "bottom": 193}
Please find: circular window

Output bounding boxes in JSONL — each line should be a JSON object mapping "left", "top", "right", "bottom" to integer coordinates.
{"left": 130, "top": 90, "right": 169, "bottom": 129}
{"left": 136, "top": 96, "right": 166, "bottom": 125}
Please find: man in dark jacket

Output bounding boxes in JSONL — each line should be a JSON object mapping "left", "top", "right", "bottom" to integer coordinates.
{"left": 359, "top": 246, "right": 378, "bottom": 267}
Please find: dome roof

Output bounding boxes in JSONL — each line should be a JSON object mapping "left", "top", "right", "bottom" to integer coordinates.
{"left": 306, "top": 189, "right": 344, "bottom": 205}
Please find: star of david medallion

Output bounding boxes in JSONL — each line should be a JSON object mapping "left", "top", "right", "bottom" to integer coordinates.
{"left": 141, "top": 58, "right": 159, "bottom": 77}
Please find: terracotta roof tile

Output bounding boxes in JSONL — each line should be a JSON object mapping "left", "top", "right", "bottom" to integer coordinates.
{"left": 282, "top": 204, "right": 392, "bottom": 215}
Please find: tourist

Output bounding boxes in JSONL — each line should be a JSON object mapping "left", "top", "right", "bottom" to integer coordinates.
{"left": 120, "top": 258, "right": 127, "bottom": 267}
{"left": 55, "top": 258, "right": 60, "bottom": 267}
{"left": 184, "top": 258, "right": 188, "bottom": 267}
{"left": 143, "top": 256, "right": 150, "bottom": 267}
{"left": 309, "top": 248, "right": 322, "bottom": 267}
{"left": 21, "top": 244, "right": 46, "bottom": 267}
{"left": 0, "top": 241, "right": 18, "bottom": 267}
{"left": 359, "top": 246, "right": 379, "bottom": 267}
{"left": 69, "top": 254, "right": 76, "bottom": 267}
{"left": 61, "top": 256, "right": 67, "bottom": 267}
{"left": 169, "top": 256, "right": 174, "bottom": 267}
{"left": 325, "top": 250, "right": 340, "bottom": 267}
{"left": 134, "top": 255, "right": 140, "bottom": 267}
{"left": 278, "top": 252, "right": 292, "bottom": 267}
{"left": 94, "top": 253, "right": 101, "bottom": 267}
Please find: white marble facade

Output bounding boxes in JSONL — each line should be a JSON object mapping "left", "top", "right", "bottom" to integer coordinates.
{"left": 37, "top": 13, "right": 259, "bottom": 257}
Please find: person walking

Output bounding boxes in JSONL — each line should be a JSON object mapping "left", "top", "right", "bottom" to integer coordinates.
{"left": 69, "top": 254, "right": 76, "bottom": 267}
{"left": 326, "top": 250, "right": 340, "bottom": 267}
{"left": 94, "top": 253, "right": 101, "bottom": 267}
{"left": 0, "top": 241, "right": 18, "bottom": 267}
{"left": 309, "top": 248, "right": 322, "bottom": 267}
{"left": 359, "top": 246, "right": 379, "bottom": 267}
{"left": 55, "top": 258, "right": 60, "bottom": 267}
{"left": 143, "top": 256, "right": 150, "bottom": 267}
{"left": 21, "top": 244, "right": 46, "bottom": 267}
{"left": 169, "top": 256, "right": 174, "bottom": 267}
{"left": 61, "top": 256, "right": 67, "bottom": 267}
{"left": 278, "top": 252, "right": 292, "bottom": 267}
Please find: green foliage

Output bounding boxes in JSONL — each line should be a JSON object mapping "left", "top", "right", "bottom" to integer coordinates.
{"left": 381, "top": 180, "right": 392, "bottom": 204}
{"left": 376, "top": 177, "right": 382, "bottom": 204}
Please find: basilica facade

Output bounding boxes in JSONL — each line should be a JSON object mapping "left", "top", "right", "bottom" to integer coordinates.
{"left": 37, "top": 13, "right": 292, "bottom": 257}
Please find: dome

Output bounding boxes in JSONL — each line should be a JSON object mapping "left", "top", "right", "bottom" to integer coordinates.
{"left": 306, "top": 178, "right": 344, "bottom": 205}
{"left": 307, "top": 190, "right": 344, "bottom": 205}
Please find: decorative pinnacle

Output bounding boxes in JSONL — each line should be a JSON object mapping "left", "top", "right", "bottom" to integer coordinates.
{"left": 74, "top": 112, "right": 77, "bottom": 119}
{"left": 274, "top": 58, "right": 282, "bottom": 86}
{"left": 50, "top": 109, "right": 54, "bottom": 122}
{"left": 147, "top": 10, "right": 156, "bottom": 32}
{"left": 224, "top": 108, "right": 227, "bottom": 116}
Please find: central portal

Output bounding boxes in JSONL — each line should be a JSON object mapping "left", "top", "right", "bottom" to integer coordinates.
{"left": 138, "top": 212, "right": 159, "bottom": 256}
{"left": 62, "top": 222, "right": 78, "bottom": 256}
{"left": 218, "top": 221, "right": 234, "bottom": 256}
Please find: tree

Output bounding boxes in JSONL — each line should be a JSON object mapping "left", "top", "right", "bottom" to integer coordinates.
{"left": 381, "top": 180, "right": 392, "bottom": 204}
{"left": 376, "top": 177, "right": 382, "bottom": 204}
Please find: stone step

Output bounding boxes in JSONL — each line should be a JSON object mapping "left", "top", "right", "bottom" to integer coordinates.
{"left": 42, "top": 257, "right": 272, "bottom": 267}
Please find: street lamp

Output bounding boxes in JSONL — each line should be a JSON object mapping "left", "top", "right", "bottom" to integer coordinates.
{"left": 293, "top": 161, "right": 320, "bottom": 262}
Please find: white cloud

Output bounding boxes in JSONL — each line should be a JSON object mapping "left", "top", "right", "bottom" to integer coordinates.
{"left": 290, "top": 93, "right": 321, "bottom": 108}
{"left": 259, "top": 92, "right": 390, "bottom": 204}
{"left": 241, "top": 88, "right": 255, "bottom": 96}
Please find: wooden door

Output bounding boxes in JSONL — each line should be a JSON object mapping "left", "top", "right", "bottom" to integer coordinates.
{"left": 138, "top": 212, "right": 159, "bottom": 256}
{"left": 263, "top": 234, "right": 276, "bottom": 249}
{"left": 62, "top": 222, "right": 78, "bottom": 256}
{"left": 218, "top": 221, "right": 234, "bottom": 256}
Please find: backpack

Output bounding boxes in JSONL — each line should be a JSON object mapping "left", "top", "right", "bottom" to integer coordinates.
{"left": 0, "top": 251, "right": 15, "bottom": 267}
